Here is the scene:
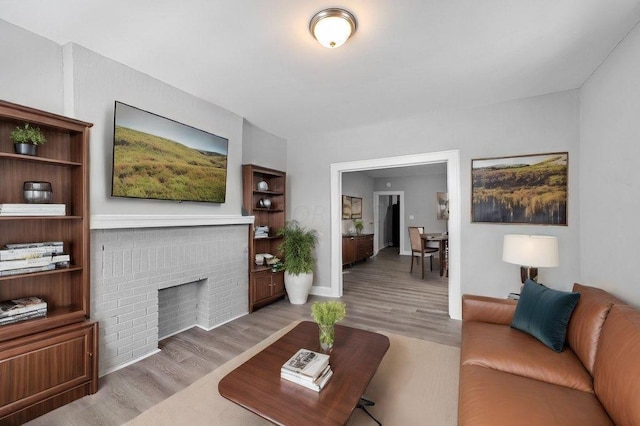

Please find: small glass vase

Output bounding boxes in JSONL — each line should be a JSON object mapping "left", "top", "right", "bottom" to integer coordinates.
{"left": 318, "top": 323, "right": 335, "bottom": 353}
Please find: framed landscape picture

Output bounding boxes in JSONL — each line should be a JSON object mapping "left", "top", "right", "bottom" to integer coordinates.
{"left": 350, "top": 197, "right": 362, "bottom": 219}
{"left": 471, "top": 152, "right": 568, "bottom": 225}
{"left": 436, "top": 192, "right": 449, "bottom": 220}
{"left": 342, "top": 195, "right": 352, "bottom": 219}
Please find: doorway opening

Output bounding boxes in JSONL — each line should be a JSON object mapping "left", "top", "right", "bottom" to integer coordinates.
{"left": 373, "top": 192, "right": 404, "bottom": 255}
{"left": 329, "top": 150, "right": 461, "bottom": 320}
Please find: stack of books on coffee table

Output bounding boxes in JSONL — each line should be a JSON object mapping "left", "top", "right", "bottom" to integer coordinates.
{"left": 280, "top": 348, "right": 333, "bottom": 392}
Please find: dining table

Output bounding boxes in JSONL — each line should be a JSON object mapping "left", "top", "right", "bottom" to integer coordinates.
{"left": 420, "top": 233, "right": 448, "bottom": 278}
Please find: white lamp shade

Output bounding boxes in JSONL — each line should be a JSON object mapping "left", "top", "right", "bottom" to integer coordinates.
{"left": 310, "top": 9, "right": 357, "bottom": 48}
{"left": 502, "top": 234, "right": 559, "bottom": 267}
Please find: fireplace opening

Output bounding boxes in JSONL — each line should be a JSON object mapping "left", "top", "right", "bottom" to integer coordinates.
{"left": 158, "top": 280, "right": 206, "bottom": 339}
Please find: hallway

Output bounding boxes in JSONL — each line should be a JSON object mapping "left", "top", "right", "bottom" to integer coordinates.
{"left": 341, "top": 246, "right": 459, "bottom": 347}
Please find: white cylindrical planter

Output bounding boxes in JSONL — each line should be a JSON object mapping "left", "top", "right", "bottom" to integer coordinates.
{"left": 284, "top": 271, "right": 313, "bottom": 304}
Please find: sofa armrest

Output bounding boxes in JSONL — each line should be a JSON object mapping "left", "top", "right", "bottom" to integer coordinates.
{"left": 462, "top": 294, "right": 517, "bottom": 325}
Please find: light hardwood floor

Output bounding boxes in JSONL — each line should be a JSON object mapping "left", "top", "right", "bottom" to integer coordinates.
{"left": 26, "top": 247, "right": 461, "bottom": 425}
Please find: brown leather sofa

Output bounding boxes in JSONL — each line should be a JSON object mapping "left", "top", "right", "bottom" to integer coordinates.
{"left": 458, "top": 283, "right": 640, "bottom": 425}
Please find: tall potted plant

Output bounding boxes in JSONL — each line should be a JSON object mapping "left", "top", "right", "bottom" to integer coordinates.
{"left": 10, "top": 123, "right": 46, "bottom": 156}
{"left": 277, "top": 221, "right": 318, "bottom": 304}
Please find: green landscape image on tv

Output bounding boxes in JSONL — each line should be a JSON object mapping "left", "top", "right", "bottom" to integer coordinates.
{"left": 111, "top": 101, "right": 228, "bottom": 203}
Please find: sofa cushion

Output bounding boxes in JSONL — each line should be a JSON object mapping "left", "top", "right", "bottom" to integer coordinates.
{"left": 593, "top": 305, "right": 640, "bottom": 426}
{"left": 566, "top": 283, "right": 622, "bottom": 375}
{"left": 461, "top": 321, "right": 594, "bottom": 392}
{"left": 511, "top": 280, "right": 580, "bottom": 352}
{"left": 458, "top": 365, "right": 613, "bottom": 426}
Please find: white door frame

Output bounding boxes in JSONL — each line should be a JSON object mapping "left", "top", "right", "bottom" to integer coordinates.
{"left": 372, "top": 191, "right": 405, "bottom": 255}
{"left": 329, "top": 150, "right": 462, "bottom": 320}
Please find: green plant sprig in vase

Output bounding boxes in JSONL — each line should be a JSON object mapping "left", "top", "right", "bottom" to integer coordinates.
{"left": 352, "top": 219, "right": 364, "bottom": 235}
{"left": 311, "top": 301, "right": 346, "bottom": 352}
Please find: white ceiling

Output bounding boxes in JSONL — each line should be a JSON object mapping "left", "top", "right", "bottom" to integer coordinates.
{"left": 1, "top": 1, "right": 639, "bottom": 140}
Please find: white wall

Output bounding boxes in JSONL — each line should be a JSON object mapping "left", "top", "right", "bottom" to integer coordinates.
{"left": 242, "top": 119, "right": 287, "bottom": 172}
{"left": 0, "top": 19, "right": 63, "bottom": 114}
{"left": 580, "top": 22, "right": 640, "bottom": 307}
{"left": 288, "top": 90, "right": 581, "bottom": 298}
{"left": 374, "top": 173, "right": 447, "bottom": 254}
{"left": 66, "top": 44, "right": 245, "bottom": 218}
{"left": 342, "top": 172, "right": 374, "bottom": 235}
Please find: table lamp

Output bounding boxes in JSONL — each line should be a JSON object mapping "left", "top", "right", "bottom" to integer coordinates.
{"left": 502, "top": 234, "right": 559, "bottom": 283}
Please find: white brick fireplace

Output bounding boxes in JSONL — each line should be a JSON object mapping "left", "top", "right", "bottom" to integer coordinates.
{"left": 91, "top": 217, "right": 251, "bottom": 376}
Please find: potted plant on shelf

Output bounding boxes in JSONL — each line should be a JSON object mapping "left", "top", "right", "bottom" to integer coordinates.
{"left": 10, "top": 123, "right": 46, "bottom": 156}
{"left": 277, "top": 220, "right": 318, "bottom": 304}
{"left": 311, "top": 301, "right": 346, "bottom": 352}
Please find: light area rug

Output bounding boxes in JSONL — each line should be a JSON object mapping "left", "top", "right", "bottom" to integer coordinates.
{"left": 126, "top": 322, "right": 460, "bottom": 426}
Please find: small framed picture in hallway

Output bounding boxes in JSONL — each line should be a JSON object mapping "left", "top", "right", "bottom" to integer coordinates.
{"left": 342, "top": 195, "right": 352, "bottom": 219}
{"left": 350, "top": 197, "right": 362, "bottom": 219}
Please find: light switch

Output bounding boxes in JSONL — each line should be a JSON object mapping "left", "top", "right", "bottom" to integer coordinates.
{"left": 409, "top": 215, "right": 414, "bottom": 220}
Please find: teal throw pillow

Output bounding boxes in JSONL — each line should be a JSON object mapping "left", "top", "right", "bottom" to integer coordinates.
{"left": 511, "top": 280, "right": 580, "bottom": 352}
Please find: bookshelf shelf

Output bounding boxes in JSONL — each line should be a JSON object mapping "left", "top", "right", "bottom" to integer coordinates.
{"left": 0, "top": 152, "right": 83, "bottom": 167}
{"left": 0, "top": 265, "right": 82, "bottom": 282}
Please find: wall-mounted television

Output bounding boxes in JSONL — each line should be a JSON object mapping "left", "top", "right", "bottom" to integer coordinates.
{"left": 111, "top": 101, "right": 229, "bottom": 203}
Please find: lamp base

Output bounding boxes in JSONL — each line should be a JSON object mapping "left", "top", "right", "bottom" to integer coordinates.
{"left": 520, "top": 266, "right": 538, "bottom": 284}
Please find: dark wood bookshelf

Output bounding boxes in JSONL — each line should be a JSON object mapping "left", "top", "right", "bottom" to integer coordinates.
{"left": 242, "top": 164, "right": 287, "bottom": 312}
{"left": 0, "top": 99, "right": 98, "bottom": 424}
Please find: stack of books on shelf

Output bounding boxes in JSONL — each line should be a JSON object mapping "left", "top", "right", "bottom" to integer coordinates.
{"left": 254, "top": 226, "right": 270, "bottom": 239}
{"left": 281, "top": 348, "right": 333, "bottom": 392}
{"left": 0, "top": 242, "right": 70, "bottom": 276}
{"left": 0, "top": 203, "right": 66, "bottom": 216}
{"left": 0, "top": 296, "right": 47, "bottom": 326}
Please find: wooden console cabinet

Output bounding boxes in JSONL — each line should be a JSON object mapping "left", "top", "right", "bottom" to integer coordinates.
{"left": 0, "top": 100, "right": 97, "bottom": 424}
{"left": 242, "top": 165, "right": 287, "bottom": 312}
{"left": 342, "top": 234, "right": 374, "bottom": 266}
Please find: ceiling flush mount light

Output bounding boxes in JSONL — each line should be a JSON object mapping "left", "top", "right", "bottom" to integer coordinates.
{"left": 309, "top": 8, "right": 357, "bottom": 48}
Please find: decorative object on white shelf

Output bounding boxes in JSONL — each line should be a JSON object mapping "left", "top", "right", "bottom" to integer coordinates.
{"left": 502, "top": 234, "right": 559, "bottom": 283}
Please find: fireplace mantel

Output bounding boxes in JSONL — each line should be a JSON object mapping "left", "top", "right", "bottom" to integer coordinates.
{"left": 91, "top": 214, "right": 254, "bottom": 229}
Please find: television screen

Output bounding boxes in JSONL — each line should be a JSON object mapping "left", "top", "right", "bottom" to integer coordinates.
{"left": 111, "top": 101, "right": 229, "bottom": 203}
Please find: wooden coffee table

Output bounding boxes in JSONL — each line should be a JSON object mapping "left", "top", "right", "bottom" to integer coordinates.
{"left": 218, "top": 321, "right": 390, "bottom": 425}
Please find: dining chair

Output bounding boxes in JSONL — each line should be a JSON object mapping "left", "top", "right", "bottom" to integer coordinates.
{"left": 408, "top": 226, "right": 439, "bottom": 279}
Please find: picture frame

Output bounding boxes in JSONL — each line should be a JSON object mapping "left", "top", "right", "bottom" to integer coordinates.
{"left": 471, "top": 152, "right": 568, "bottom": 225}
{"left": 436, "top": 192, "right": 449, "bottom": 220}
{"left": 342, "top": 195, "right": 352, "bottom": 219}
{"left": 350, "top": 197, "right": 362, "bottom": 219}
